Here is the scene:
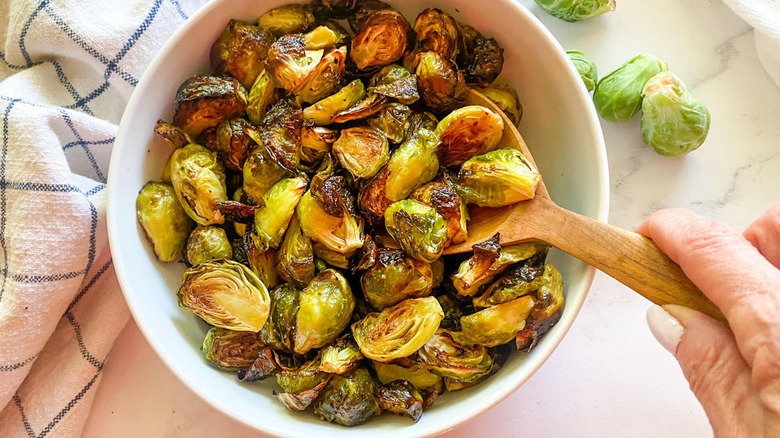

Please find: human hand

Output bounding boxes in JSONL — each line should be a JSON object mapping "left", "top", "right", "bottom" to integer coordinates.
{"left": 637, "top": 204, "right": 780, "bottom": 437}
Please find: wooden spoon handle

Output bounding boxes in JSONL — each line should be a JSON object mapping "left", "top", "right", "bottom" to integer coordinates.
{"left": 532, "top": 205, "right": 727, "bottom": 325}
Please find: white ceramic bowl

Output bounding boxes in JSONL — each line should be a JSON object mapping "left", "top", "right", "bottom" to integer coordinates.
{"left": 107, "top": 0, "right": 608, "bottom": 436}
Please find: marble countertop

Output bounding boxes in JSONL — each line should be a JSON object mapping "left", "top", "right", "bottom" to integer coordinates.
{"left": 82, "top": 0, "right": 780, "bottom": 436}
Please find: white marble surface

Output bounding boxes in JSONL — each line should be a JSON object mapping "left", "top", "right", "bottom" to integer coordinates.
{"left": 83, "top": 0, "right": 780, "bottom": 436}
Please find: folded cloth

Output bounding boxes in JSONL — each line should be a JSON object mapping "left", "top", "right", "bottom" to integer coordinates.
{"left": 720, "top": 0, "right": 780, "bottom": 88}
{"left": 0, "top": 0, "right": 201, "bottom": 436}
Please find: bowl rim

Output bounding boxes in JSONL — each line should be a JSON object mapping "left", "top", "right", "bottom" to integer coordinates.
{"left": 106, "top": 0, "right": 610, "bottom": 435}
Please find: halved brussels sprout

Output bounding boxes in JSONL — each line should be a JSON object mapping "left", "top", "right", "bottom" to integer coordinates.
{"left": 136, "top": 182, "right": 194, "bottom": 262}
{"left": 415, "top": 51, "right": 468, "bottom": 113}
{"left": 242, "top": 141, "right": 289, "bottom": 203}
{"left": 418, "top": 329, "right": 493, "bottom": 384}
{"left": 384, "top": 199, "right": 447, "bottom": 263}
{"left": 276, "top": 377, "right": 331, "bottom": 411}
{"left": 260, "top": 283, "right": 299, "bottom": 351}
{"left": 237, "top": 347, "right": 280, "bottom": 381}
{"left": 473, "top": 247, "right": 548, "bottom": 308}
{"left": 534, "top": 0, "right": 616, "bottom": 22}
{"left": 173, "top": 75, "right": 248, "bottom": 137}
{"left": 436, "top": 105, "right": 504, "bottom": 166}
{"left": 303, "top": 24, "right": 348, "bottom": 50}
{"left": 265, "top": 34, "right": 325, "bottom": 93}
{"left": 313, "top": 241, "right": 355, "bottom": 269}
{"left": 368, "top": 64, "right": 419, "bottom": 105}
{"left": 480, "top": 84, "right": 522, "bottom": 126}
{"left": 210, "top": 117, "right": 253, "bottom": 172}
{"left": 246, "top": 69, "right": 276, "bottom": 125}
{"left": 252, "top": 176, "right": 308, "bottom": 251}
{"left": 332, "top": 127, "right": 389, "bottom": 179}
{"left": 154, "top": 120, "right": 193, "bottom": 149}
{"left": 303, "top": 79, "right": 366, "bottom": 125}
{"left": 313, "top": 367, "right": 381, "bottom": 427}
{"left": 294, "top": 269, "right": 356, "bottom": 354}
{"left": 366, "top": 102, "right": 411, "bottom": 143}
{"left": 516, "top": 263, "right": 565, "bottom": 350}
{"left": 460, "top": 295, "right": 534, "bottom": 347}
{"left": 278, "top": 216, "right": 315, "bottom": 287}
{"left": 350, "top": 10, "right": 410, "bottom": 70}
{"left": 244, "top": 240, "right": 281, "bottom": 289}
{"left": 318, "top": 335, "right": 364, "bottom": 374}
{"left": 300, "top": 125, "right": 338, "bottom": 164}
{"left": 593, "top": 54, "right": 668, "bottom": 123}
{"left": 371, "top": 358, "right": 442, "bottom": 391}
{"left": 297, "top": 46, "right": 347, "bottom": 104}
{"left": 169, "top": 143, "right": 228, "bottom": 226}
{"left": 184, "top": 225, "right": 233, "bottom": 266}
{"left": 567, "top": 50, "right": 598, "bottom": 92}
{"left": 457, "top": 148, "right": 541, "bottom": 207}
{"left": 177, "top": 259, "right": 271, "bottom": 331}
{"left": 297, "top": 174, "right": 364, "bottom": 254}
{"left": 352, "top": 296, "right": 444, "bottom": 362}
{"left": 258, "top": 4, "right": 315, "bottom": 35}
{"left": 210, "top": 20, "right": 276, "bottom": 89}
{"left": 201, "top": 327, "right": 263, "bottom": 370}
{"left": 331, "top": 92, "right": 389, "bottom": 123}
{"left": 413, "top": 8, "right": 461, "bottom": 61}
{"left": 277, "top": 357, "right": 329, "bottom": 395}
{"left": 255, "top": 95, "right": 303, "bottom": 170}
{"left": 410, "top": 174, "right": 468, "bottom": 246}
{"left": 361, "top": 248, "right": 437, "bottom": 310}
{"left": 378, "top": 380, "right": 424, "bottom": 423}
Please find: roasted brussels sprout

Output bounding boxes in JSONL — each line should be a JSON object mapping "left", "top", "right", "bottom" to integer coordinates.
{"left": 312, "top": 0, "right": 367, "bottom": 21}
{"left": 265, "top": 34, "right": 325, "bottom": 93}
{"left": 301, "top": 125, "right": 338, "bottom": 163}
{"left": 246, "top": 69, "right": 276, "bottom": 125}
{"left": 567, "top": 50, "right": 598, "bottom": 92}
{"left": 534, "top": 0, "right": 616, "bottom": 22}
{"left": 384, "top": 200, "right": 447, "bottom": 263}
{"left": 303, "top": 79, "right": 366, "bottom": 125}
{"left": 360, "top": 248, "right": 438, "bottom": 310}
{"left": 231, "top": 189, "right": 248, "bottom": 237}
{"left": 436, "top": 105, "right": 504, "bottom": 166}
{"left": 297, "top": 46, "right": 348, "bottom": 104}
{"left": 457, "top": 23, "right": 504, "bottom": 85}
{"left": 298, "top": 174, "right": 364, "bottom": 254}
{"left": 346, "top": 0, "right": 394, "bottom": 33}
{"left": 319, "top": 335, "right": 364, "bottom": 374}
{"left": 460, "top": 295, "right": 534, "bottom": 347}
{"left": 371, "top": 357, "right": 442, "bottom": 391}
{"left": 173, "top": 75, "right": 248, "bottom": 137}
{"left": 255, "top": 95, "right": 303, "bottom": 170}
{"left": 238, "top": 347, "right": 280, "bottom": 381}
{"left": 366, "top": 102, "right": 411, "bottom": 143}
{"left": 210, "top": 20, "right": 276, "bottom": 89}
{"left": 472, "top": 248, "right": 548, "bottom": 308}
{"left": 350, "top": 10, "right": 411, "bottom": 71}
{"left": 177, "top": 259, "right": 271, "bottom": 331}
{"left": 210, "top": 117, "right": 253, "bottom": 172}
{"left": 154, "top": 119, "right": 193, "bottom": 149}
{"left": 136, "top": 182, "right": 194, "bottom": 262}
{"left": 260, "top": 283, "right": 299, "bottom": 351}
{"left": 184, "top": 225, "right": 233, "bottom": 266}
{"left": 258, "top": 4, "right": 315, "bottom": 35}
{"left": 313, "top": 367, "right": 381, "bottom": 426}
{"left": 242, "top": 142, "right": 289, "bottom": 203}
{"left": 480, "top": 84, "right": 522, "bottom": 126}
{"left": 593, "top": 54, "right": 668, "bottom": 122}
{"left": 201, "top": 327, "right": 263, "bottom": 370}
{"left": 516, "top": 263, "right": 565, "bottom": 350}
{"left": 410, "top": 174, "right": 468, "bottom": 246}
{"left": 277, "top": 216, "right": 315, "bottom": 287}
{"left": 418, "top": 329, "right": 493, "bottom": 384}
{"left": 275, "top": 357, "right": 330, "bottom": 410}
{"left": 640, "top": 71, "right": 710, "bottom": 157}
{"left": 252, "top": 176, "right": 308, "bottom": 251}
{"left": 457, "top": 148, "right": 541, "bottom": 207}
{"left": 413, "top": 8, "right": 461, "bottom": 61}
{"left": 332, "top": 127, "right": 389, "bottom": 179}
{"left": 245, "top": 241, "right": 281, "bottom": 289}
{"left": 313, "top": 241, "right": 355, "bottom": 269}
{"left": 415, "top": 51, "right": 468, "bottom": 113}
{"left": 304, "top": 23, "right": 349, "bottom": 50}
{"left": 378, "top": 380, "right": 424, "bottom": 422}
{"left": 169, "top": 143, "right": 228, "bottom": 226}
{"left": 352, "top": 296, "right": 443, "bottom": 362}
{"left": 368, "top": 64, "right": 419, "bottom": 105}
{"left": 294, "top": 269, "right": 356, "bottom": 354}
{"left": 276, "top": 377, "right": 331, "bottom": 411}
{"left": 330, "top": 92, "right": 389, "bottom": 123}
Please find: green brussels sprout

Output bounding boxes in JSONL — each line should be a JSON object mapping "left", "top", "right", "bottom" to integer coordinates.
{"left": 368, "top": 64, "right": 419, "bottom": 105}
{"left": 516, "top": 263, "right": 565, "bottom": 350}
{"left": 252, "top": 176, "right": 308, "bottom": 251}
{"left": 640, "top": 71, "right": 710, "bottom": 157}
{"left": 258, "top": 4, "right": 315, "bottom": 35}
{"left": 238, "top": 347, "right": 280, "bottom": 381}
{"left": 473, "top": 247, "right": 549, "bottom": 308}
{"left": 294, "top": 269, "right": 356, "bottom": 354}
{"left": 278, "top": 216, "right": 315, "bottom": 287}
{"left": 415, "top": 51, "right": 468, "bottom": 113}
{"left": 384, "top": 200, "right": 447, "bottom": 263}
{"left": 371, "top": 358, "right": 442, "bottom": 391}
{"left": 209, "top": 117, "right": 253, "bottom": 172}
{"left": 350, "top": 10, "right": 410, "bottom": 71}
{"left": 313, "top": 0, "right": 376, "bottom": 21}
{"left": 410, "top": 174, "right": 468, "bottom": 246}
{"left": 352, "top": 296, "right": 444, "bottom": 362}
{"left": 436, "top": 105, "right": 504, "bottom": 166}
{"left": 303, "top": 79, "right": 366, "bottom": 125}
{"left": 154, "top": 119, "right": 193, "bottom": 149}
{"left": 413, "top": 8, "right": 461, "bottom": 61}
{"left": 297, "top": 174, "right": 364, "bottom": 254}
{"left": 231, "top": 188, "right": 248, "bottom": 236}
{"left": 346, "top": 0, "right": 394, "bottom": 33}
{"left": 318, "top": 335, "right": 365, "bottom": 374}
{"left": 246, "top": 69, "right": 276, "bottom": 126}
{"left": 265, "top": 34, "right": 325, "bottom": 93}
{"left": 210, "top": 20, "right": 276, "bottom": 89}
{"left": 331, "top": 93, "right": 389, "bottom": 124}
{"left": 177, "top": 259, "right": 271, "bottom": 331}
{"left": 418, "top": 329, "right": 493, "bottom": 384}
{"left": 460, "top": 295, "right": 535, "bottom": 347}
{"left": 297, "top": 46, "right": 348, "bottom": 104}
{"left": 332, "top": 127, "right": 389, "bottom": 179}
{"left": 136, "top": 182, "right": 194, "bottom": 262}
{"left": 378, "top": 380, "right": 424, "bottom": 423}
{"left": 313, "top": 367, "right": 381, "bottom": 426}
{"left": 169, "top": 143, "right": 228, "bottom": 226}
{"left": 457, "top": 148, "right": 541, "bottom": 207}
{"left": 245, "top": 242, "right": 281, "bottom": 289}
{"left": 534, "top": 0, "right": 616, "bottom": 22}
{"left": 300, "top": 125, "right": 338, "bottom": 164}
{"left": 366, "top": 102, "right": 411, "bottom": 143}
{"left": 242, "top": 142, "right": 289, "bottom": 203}
{"left": 593, "top": 54, "right": 668, "bottom": 122}
{"left": 436, "top": 294, "right": 466, "bottom": 330}
{"left": 303, "top": 24, "right": 348, "bottom": 50}
{"left": 201, "top": 327, "right": 263, "bottom": 370}
{"left": 255, "top": 95, "right": 303, "bottom": 170}
{"left": 276, "top": 358, "right": 330, "bottom": 410}
{"left": 173, "top": 75, "right": 248, "bottom": 137}
{"left": 360, "top": 248, "right": 438, "bottom": 310}
{"left": 260, "top": 283, "right": 299, "bottom": 351}
{"left": 456, "top": 23, "right": 504, "bottom": 85}
{"left": 184, "top": 226, "right": 233, "bottom": 266}
{"left": 276, "top": 377, "right": 331, "bottom": 411}
{"left": 567, "top": 50, "right": 598, "bottom": 92}
{"left": 314, "top": 242, "right": 356, "bottom": 269}
{"left": 480, "top": 84, "right": 523, "bottom": 126}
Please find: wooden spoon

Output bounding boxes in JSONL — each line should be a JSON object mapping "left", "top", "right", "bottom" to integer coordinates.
{"left": 444, "top": 89, "right": 726, "bottom": 325}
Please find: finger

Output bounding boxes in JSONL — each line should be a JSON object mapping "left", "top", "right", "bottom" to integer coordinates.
{"left": 744, "top": 203, "right": 780, "bottom": 269}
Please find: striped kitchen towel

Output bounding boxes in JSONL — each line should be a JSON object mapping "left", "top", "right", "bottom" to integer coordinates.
{"left": 0, "top": 0, "right": 203, "bottom": 436}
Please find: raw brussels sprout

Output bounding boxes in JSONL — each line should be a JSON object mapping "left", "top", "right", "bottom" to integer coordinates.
{"left": 278, "top": 216, "right": 315, "bottom": 287}
{"left": 210, "top": 117, "right": 253, "bottom": 172}
{"left": 457, "top": 23, "right": 504, "bottom": 85}
{"left": 136, "top": 182, "right": 194, "bottom": 262}
{"left": 154, "top": 119, "right": 193, "bottom": 149}
{"left": 331, "top": 92, "right": 389, "bottom": 123}
{"left": 413, "top": 8, "right": 461, "bottom": 61}
{"left": 297, "top": 174, "right": 364, "bottom": 254}
{"left": 436, "top": 105, "right": 504, "bottom": 166}
{"left": 473, "top": 247, "right": 548, "bottom": 308}
{"left": 255, "top": 95, "right": 303, "bottom": 171}
{"left": 415, "top": 51, "right": 467, "bottom": 113}
{"left": 418, "top": 329, "right": 493, "bottom": 384}
{"left": 350, "top": 10, "right": 410, "bottom": 70}
{"left": 242, "top": 142, "right": 289, "bottom": 203}
{"left": 516, "top": 263, "right": 565, "bottom": 350}
{"left": 252, "top": 176, "right": 308, "bottom": 251}
{"left": 318, "top": 335, "right": 365, "bottom": 374}
{"left": 184, "top": 225, "right": 233, "bottom": 266}
{"left": 173, "top": 75, "right": 248, "bottom": 137}
{"left": 384, "top": 199, "right": 447, "bottom": 263}
{"left": 378, "top": 380, "right": 424, "bottom": 423}
{"left": 371, "top": 358, "right": 442, "bottom": 391}
{"left": 297, "top": 46, "right": 348, "bottom": 104}
{"left": 534, "top": 0, "right": 616, "bottom": 22}
{"left": 201, "top": 327, "right": 263, "bottom": 370}
{"left": 294, "top": 269, "right": 356, "bottom": 354}
{"left": 410, "top": 174, "right": 468, "bottom": 246}
{"left": 244, "top": 241, "right": 281, "bottom": 289}
{"left": 332, "top": 127, "right": 389, "bottom": 179}
{"left": 303, "top": 79, "right": 366, "bottom": 125}
{"left": 177, "top": 259, "right": 271, "bottom": 331}
{"left": 276, "top": 377, "right": 331, "bottom": 411}
{"left": 368, "top": 64, "right": 419, "bottom": 105}
{"left": 260, "top": 283, "right": 299, "bottom": 351}
{"left": 352, "top": 296, "right": 444, "bottom": 362}
{"left": 265, "top": 35, "right": 325, "bottom": 93}
{"left": 457, "top": 148, "right": 541, "bottom": 207}
{"left": 593, "top": 54, "right": 668, "bottom": 122}
{"left": 169, "top": 143, "right": 228, "bottom": 226}
{"left": 366, "top": 102, "right": 411, "bottom": 143}
{"left": 567, "top": 50, "right": 598, "bottom": 92}
{"left": 313, "top": 367, "right": 381, "bottom": 426}
{"left": 258, "top": 4, "right": 315, "bottom": 35}
{"left": 460, "top": 295, "right": 534, "bottom": 347}
{"left": 246, "top": 69, "right": 276, "bottom": 125}
{"left": 640, "top": 72, "right": 710, "bottom": 157}
{"left": 300, "top": 125, "right": 338, "bottom": 163}
{"left": 360, "top": 248, "right": 438, "bottom": 310}
{"left": 210, "top": 20, "right": 276, "bottom": 89}
{"left": 480, "top": 84, "right": 522, "bottom": 126}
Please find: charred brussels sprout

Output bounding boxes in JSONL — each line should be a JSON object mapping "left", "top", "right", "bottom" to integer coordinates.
{"left": 275, "top": 357, "right": 330, "bottom": 410}
{"left": 260, "top": 283, "right": 299, "bottom": 351}
{"left": 480, "top": 84, "right": 523, "bottom": 126}
{"left": 330, "top": 92, "right": 389, "bottom": 123}
{"left": 360, "top": 248, "right": 437, "bottom": 310}
{"left": 640, "top": 72, "right": 710, "bottom": 157}
{"left": 384, "top": 200, "right": 447, "bottom": 263}
{"left": 318, "top": 335, "right": 364, "bottom": 374}
{"left": 378, "top": 380, "right": 424, "bottom": 423}
{"left": 534, "top": 0, "right": 616, "bottom": 22}
{"left": 294, "top": 269, "right": 355, "bottom": 354}
{"left": 184, "top": 226, "right": 233, "bottom": 266}
{"left": 154, "top": 120, "right": 193, "bottom": 149}
{"left": 245, "top": 241, "right": 281, "bottom": 289}
{"left": 372, "top": 358, "right": 442, "bottom": 391}
{"left": 211, "top": 117, "right": 253, "bottom": 172}
{"left": 252, "top": 176, "right": 308, "bottom": 251}
{"left": 256, "top": 96, "right": 303, "bottom": 170}
{"left": 436, "top": 105, "right": 504, "bottom": 166}
{"left": 312, "top": 0, "right": 366, "bottom": 21}
{"left": 303, "top": 79, "right": 366, "bottom": 125}
{"left": 593, "top": 54, "right": 668, "bottom": 122}
{"left": 366, "top": 102, "right": 411, "bottom": 143}
{"left": 300, "top": 125, "right": 338, "bottom": 163}
{"left": 567, "top": 50, "right": 598, "bottom": 92}
{"left": 332, "top": 127, "right": 389, "bottom": 179}
{"left": 201, "top": 327, "right": 263, "bottom": 370}
{"left": 418, "top": 329, "right": 493, "bottom": 384}
{"left": 173, "top": 75, "right": 248, "bottom": 137}
{"left": 413, "top": 8, "right": 461, "bottom": 61}
{"left": 352, "top": 296, "right": 444, "bottom": 362}
{"left": 346, "top": 0, "right": 394, "bottom": 33}
{"left": 297, "top": 46, "right": 348, "bottom": 104}
{"left": 297, "top": 174, "right": 364, "bottom": 254}
{"left": 258, "top": 4, "right": 315, "bottom": 35}
{"left": 410, "top": 174, "right": 468, "bottom": 246}
{"left": 242, "top": 142, "right": 289, "bottom": 203}
{"left": 415, "top": 51, "right": 468, "bottom": 113}
{"left": 210, "top": 20, "right": 276, "bottom": 89}
{"left": 169, "top": 143, "right": 228, "bottom": 226}
{"left": 313, "top": 367, "right": 381, "bottom": 427}
{"left": 457, "top": 24, "right": 504, "bottom": 85}
{"left": 246, "top": 69, "right": 276, "bottom": 125}
{"left": 136, "top": 182, "right": 193, "bottom": 262}
{"left": 177, "top": 259, "right": 271, "bottom": 331}
{"left": 368, "top": 64, "right": 419, "bottom": 105}
{"left": 276, "top": 377, "right": 331, "bottom": 411}
{"left": 350, "top": 10, "right": 411, "bottom": 71}
{"left": 473, "top": 248, "right": 548, "bottom": 308}
{"left": 516, "top": 263, "right": 565, "bottom": 350}
{"left": 265, "top": 34, "right": 324, "bottom": 93}
{"left": 457, "top": 148, "right": 541, "bottom": 207}
{"left": 277, "top": 216, "right": 315, "bottom": 287}
{"left": 460, "top": 295, "right": 535, "bottom": 347}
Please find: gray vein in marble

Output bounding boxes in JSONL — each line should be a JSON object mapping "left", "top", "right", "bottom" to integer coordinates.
{"left": 691, "top": 154, "right": 774, "bottom": 216}
{"left": 690, "top": 27, "right": 753, "bottom": 90}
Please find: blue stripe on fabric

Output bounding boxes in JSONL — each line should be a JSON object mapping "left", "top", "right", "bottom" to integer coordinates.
{"left": 19, "top": 0, "right": 51, "bottom": 66}
{"left": 63, "top": 137, "right": 114, "bottom": 151}
{"left": 0, "top": 99, "right": 19, "bottom": 305}
{"left": 8, "top": 270, "right": 87, "bottom": 283}
{"left": 50, "top": 59, "right": 95, "bottom": 117}
{"left": 169, "top": 0, "right": 189, "bottom": 20}
{"left": 67, "top": 258, "right": 111, "bottom": 311}
{"left": 59, "top": 110, "right": 105, "bottom": 182}
{"left": 13, "top": 395, "right": 35, "bottom": 438}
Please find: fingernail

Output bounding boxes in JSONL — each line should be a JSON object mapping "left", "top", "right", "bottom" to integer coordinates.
{"left": 646, "top": 304, "right": 684, "bottom": 354}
